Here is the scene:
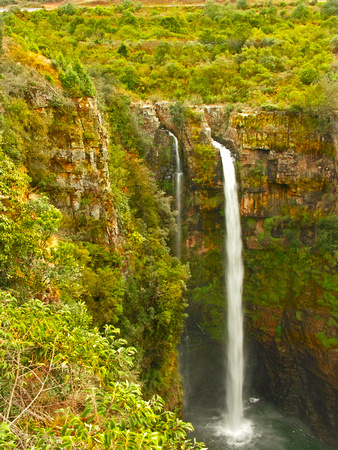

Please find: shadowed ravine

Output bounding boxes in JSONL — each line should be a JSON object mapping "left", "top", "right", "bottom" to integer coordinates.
{"left": 179, "top": 318, "right": 327, "bottom": 450}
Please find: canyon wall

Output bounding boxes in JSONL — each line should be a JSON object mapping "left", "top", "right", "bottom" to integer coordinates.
{"left": 27, "top": 88, "right": 119, "bottom": 244}
{"left": 132, "top": 101, "right": 337, "bottom": 445}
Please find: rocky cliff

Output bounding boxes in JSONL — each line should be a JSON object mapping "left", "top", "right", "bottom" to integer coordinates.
{"left": 131, "top": 101, "right": 337, "bottom": 445}
{"left": 27, "top": 88, "right": 119, "bottom": 244}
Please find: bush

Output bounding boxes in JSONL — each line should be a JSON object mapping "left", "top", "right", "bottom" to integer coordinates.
{"left": 317, "top": 214, "right": 338, "bottom": 255}
{"left": 169, "top": 101, "right": 187, "bottom": 130}
{"left": 291, "top": 3, "right": 311, "bottom": 21}
{"left": 119, "top": 65, "right": 140, "bottom": 90}
{"left": 0, "top": 154, "right": 63, "bottom": 297}
{"left": 161, "top": 16, "right": 181, "bottom": 33}
{"left": 237, "top": 0, "right": 248, "bottom": 10}
{"left": 0, "top": 293, "right": 205, "bottom": 449}
{"left": 321, "top": 0, "right": 338, "bottom": 19}
{"left": 58, "top": 2, "right": 77, "bottom": 16}
{"left": 299, "top": 64, "right": 319, "bottom": 85}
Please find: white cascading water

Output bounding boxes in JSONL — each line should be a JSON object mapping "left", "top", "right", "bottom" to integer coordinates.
{"left": 212, "top": 140, "right": 249, "bottom": 443}
{"left": 169, "top": 131, "right": 183, "bottom": 259}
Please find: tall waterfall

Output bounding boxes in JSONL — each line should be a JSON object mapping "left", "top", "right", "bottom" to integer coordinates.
{"left": 212, "top": 140, "right": 244, "bottom": 433}
{"left": 169, "top": 131, "right": 182, "bottom": 259}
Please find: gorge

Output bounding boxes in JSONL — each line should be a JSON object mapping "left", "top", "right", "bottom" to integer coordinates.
{"left": 0, "top": 2, "right": 337, "bottom": 448}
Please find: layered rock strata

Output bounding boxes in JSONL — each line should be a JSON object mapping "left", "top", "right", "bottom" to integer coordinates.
{"left": 131, "top": 101, "right": 337, "bottom": 444}
{"left": 27, "top": 88, "right": 118, "bottom": 243}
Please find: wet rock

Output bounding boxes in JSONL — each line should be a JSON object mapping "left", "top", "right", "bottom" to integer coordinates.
{"left": 246, "top": 306, "right": 338, "bottom": 445}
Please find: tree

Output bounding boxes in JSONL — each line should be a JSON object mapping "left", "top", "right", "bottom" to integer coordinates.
{"left": 117, "top": 42, "right": 129, "bottom": 57}
{"left": 58, "top": 62, "right": 96, "bottom": 97}
{"left": 73, "top": 60, "right": 96, "bottom": 97}
{"left": 0, "top": 153, "right": 63, "bottom": 298}
{"left": 58, "top": 64, "right": 82, "bottom": 96}
{"left": 119, "top": 65, "right": 140, "bottom": 91}
{"left": 154, "top": 42, "right": 171, "bottom": 65}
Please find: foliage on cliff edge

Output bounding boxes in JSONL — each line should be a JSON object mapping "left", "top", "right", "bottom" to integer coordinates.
{"left": 0, "top": 82, "right": 201, "bottom": 447}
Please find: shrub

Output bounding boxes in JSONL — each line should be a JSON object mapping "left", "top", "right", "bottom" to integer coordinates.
{"left": 0, "top": 293, "right": 205, "bottom": 449}
{"left": 291, "top": 3, "right": 311, "bottom": 21}
{"left": 119, "top": 65, "right": 140, "bottom": 90}
{"left": 316, "top": 214, "right": 338, "bottom": 255}
{"left": 321, "top": 0, "right": 338, "bottom": 19}
{"left": 299, "top": 64, "right": 319, "bottom": 85}
{"left": 161, "top": 16, "right": 181, "bottom": 33}
{"left": 169, "top": 101, "right": 187, "bottom": 130}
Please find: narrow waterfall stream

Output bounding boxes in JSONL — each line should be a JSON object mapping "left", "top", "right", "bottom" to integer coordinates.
{"left": 169, "top": 131, "right": 182, "bottom": 259}
{"left": 217, "top": 142, "right": 244, "bottom": 429}
{"left": 212, "top": 140, "right": 251, "bottom": 444}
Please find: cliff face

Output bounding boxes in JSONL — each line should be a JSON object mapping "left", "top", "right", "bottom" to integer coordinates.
{"left": 132, "top": 102, "right": 336, "bottom": 257}
{"left": 132, "top": 101, "right": 337, "bottom": 444}
{"left": 133, "top": 102, "right": 336, "bottom": 243}
{"left": 246, "top": 304, "right": 337, "bottom": 443}
{"left": 27, "top": 88, "right": 118, "bottom": 244}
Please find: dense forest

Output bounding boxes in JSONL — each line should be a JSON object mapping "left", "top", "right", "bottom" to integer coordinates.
{"left": 0, "top": 0, "right": 337, "bottom": 448}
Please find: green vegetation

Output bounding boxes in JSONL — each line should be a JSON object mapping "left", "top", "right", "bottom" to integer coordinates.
{"left": 0, "top": 60, "right": 201, "bottom": 445}
{"left": 0, "top": 292, "right": 204, "bottom": 449}
{"left": 0, "top": 0, "right": 337, "bottom": 443}
{"left": 0, "top": 1, "right": 336, "bottom": 109}
{"left": 0, "top": 5, "right": 201, "bottom": 445}
{"left": 193, "top": 144, "right": 217, "bottom": 186}
{"left": 243, "top": 207, "right": 338, "bottom": 322}
{"left": 187, "top": 230, "right": 224, "bottom": 340}
{"left": 246, "top": 160, "right": 267, "bottom": 187}
{"left": 0, "top": 152, "right": 63, "bottom": 299}
{"left": 102, "top": 92, "right": 190, "bottom": 398}
{"left": 187, "top": 202, "right": 337, "bottom": 341}
{"left": 315, "top": 331, "right": 338, "bottom": 349}
{"left": 58, "top": 60, "right": 96, "bottom": 98}
{"left": 0, "top": 49, "right": 189, "bottom": 402}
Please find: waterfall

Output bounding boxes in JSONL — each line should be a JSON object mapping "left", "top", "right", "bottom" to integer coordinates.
{"left": 212, "top": 140, "right": 244, "bottom": 433}
{"left": 169, "top": 131, "right": 182, "bottom": 259}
